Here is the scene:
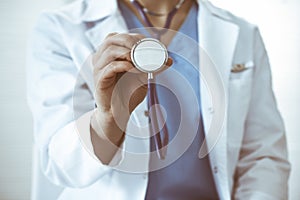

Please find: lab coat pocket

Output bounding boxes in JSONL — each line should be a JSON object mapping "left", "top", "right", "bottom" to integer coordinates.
{"left": 229, "top": 61, "right": 255, "bottom": 80}
{"left": 228, "top": 61, "right": 254, "bottom": 101}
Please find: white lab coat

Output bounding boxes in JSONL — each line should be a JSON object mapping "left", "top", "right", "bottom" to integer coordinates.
{"left": 27, "top": 0, "right": 290, "bottom": 199}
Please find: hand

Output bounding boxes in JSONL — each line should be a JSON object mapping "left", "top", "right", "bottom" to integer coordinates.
{"left": 92, "top": 33, "right": 148, "bottom": 140}
{"left": 91, "top": 33, "right": 172, "bottom": 163}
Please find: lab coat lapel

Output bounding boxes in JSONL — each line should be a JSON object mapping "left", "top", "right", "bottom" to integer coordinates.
{"left": 198, "top": 1, "right": 239, "bottom": 199}
{"left": 85, "top": 10, "right": 128, "bottom": 51}
{"left": 80, "top": 9, "right": 128, "bottom": 93}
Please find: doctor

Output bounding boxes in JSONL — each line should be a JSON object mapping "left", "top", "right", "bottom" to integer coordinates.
{"left": 27, "top": 0, "right": 290, "bottom": 199}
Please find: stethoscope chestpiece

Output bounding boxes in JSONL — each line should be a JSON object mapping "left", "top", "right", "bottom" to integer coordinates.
{"left": 131, "top": 38, "right": 168, "bottom": 74}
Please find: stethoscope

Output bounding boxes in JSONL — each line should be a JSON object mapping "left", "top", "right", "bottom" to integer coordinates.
{"left": 130, "top": 0, "right": 185, "bottom": 159}
{"left": 131, "top": 38, "right": 169, "bottom": 159}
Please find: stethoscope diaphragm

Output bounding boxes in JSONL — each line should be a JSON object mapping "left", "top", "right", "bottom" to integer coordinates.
{"left": 131, "top": 38, "right": 168, "bottom": 75}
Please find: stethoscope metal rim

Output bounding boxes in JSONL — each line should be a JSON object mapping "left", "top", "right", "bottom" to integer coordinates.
{"left": 131, "top": 38, "right": 168, "bottom": 73}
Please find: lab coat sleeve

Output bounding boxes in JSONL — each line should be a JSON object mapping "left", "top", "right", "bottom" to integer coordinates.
{"left": 27, "top": 12, "right": 122, "bottom": 188}
{"left": 233, "top": 28, "right": 291, "bottom": 199}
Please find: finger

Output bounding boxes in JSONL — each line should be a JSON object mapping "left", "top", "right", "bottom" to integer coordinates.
{"left": 105, "top": 32, "right": 118, "bottom": 39}
{"left": 108, "top": 33, "right": 145, "bottom": 49}
{"left": 101, "top": 61, "right": 138, "bottom": 82}
{"left": 166, "top": 57, "right": 173, "bottom": 67}
{"left": 97, "top": 33, "right": 145, "bottom": 56}
{"left": 93, "top": 45, "right": 131, "bottom": 71}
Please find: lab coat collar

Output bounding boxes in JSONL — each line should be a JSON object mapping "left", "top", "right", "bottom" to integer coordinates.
{"left": 81, "top": 0, "right": 118, "bottom": 22}
{"left": 83, "top": 0, "right": 237, "bottom": 51}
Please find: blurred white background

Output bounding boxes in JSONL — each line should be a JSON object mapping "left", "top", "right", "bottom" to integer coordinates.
{"left": 0, "top": 0, "right": 299, "bottom": 199}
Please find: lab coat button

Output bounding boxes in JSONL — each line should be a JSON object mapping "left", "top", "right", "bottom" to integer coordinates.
{"left": 213, "top": 166, "right": 218, "bottom": 174}
{"left": 144, "top": 110, "right": 149, "bottom": 117}
{"left": 208, "top": 107, "right": 214, "bottom": 114}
